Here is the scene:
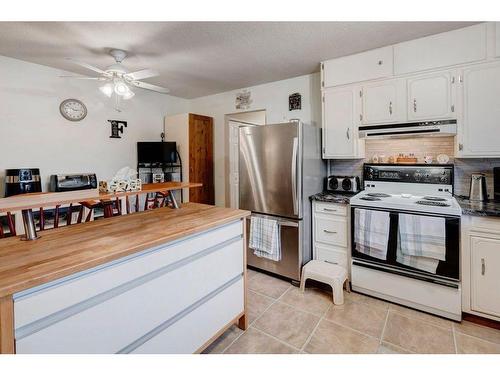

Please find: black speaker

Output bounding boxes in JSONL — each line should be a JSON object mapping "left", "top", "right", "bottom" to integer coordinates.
{"left": 494, "top": 167, "right": 500, "bottom": 202}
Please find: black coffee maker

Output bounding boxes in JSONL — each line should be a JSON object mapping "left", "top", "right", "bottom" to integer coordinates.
{"left": 4, "top": 168, "right": 42, "bottom": 197}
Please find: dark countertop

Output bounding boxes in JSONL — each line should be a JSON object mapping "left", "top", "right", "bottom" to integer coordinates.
{"left": 309, "top": 191, "right": 356, "bottom": 205}
{"left": 456, "top": 196, "right": 500, "bottom": 218}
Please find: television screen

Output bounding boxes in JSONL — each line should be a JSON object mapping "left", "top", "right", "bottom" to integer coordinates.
{"left": 137, "top": 142, "right": 177, "bottom": 164}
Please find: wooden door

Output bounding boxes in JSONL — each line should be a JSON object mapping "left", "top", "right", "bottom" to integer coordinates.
{"left": 189, "top": 114, "right": 214, "bottom": 204}
{"left": 459, "top": 62, "right": 500, "bottom": 157}
{"left": 407, "top": 71, "right": 455, "bottom": 121}
{"left": 362, "top": 79, "right": 406, "bottom": 125}
{"left": 471, "top": 235, "right": 500, "bottom": 318}
{"left": 322, "top": 87, "right": 357, "bottom": 158}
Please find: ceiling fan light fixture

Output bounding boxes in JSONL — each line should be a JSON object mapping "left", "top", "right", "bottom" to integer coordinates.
{"left": 122, "top": 90, "right": 135, "bottom": 100}
{"left": 114, "top": 79, "right": 130, "bottom": 96}
{"left": 99, "top": 83, "right": 113, "bottom": 98}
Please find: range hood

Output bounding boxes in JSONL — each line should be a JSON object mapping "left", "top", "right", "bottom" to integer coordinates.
{"left": 359, "top": 120, "right": 457, "bottom": 139}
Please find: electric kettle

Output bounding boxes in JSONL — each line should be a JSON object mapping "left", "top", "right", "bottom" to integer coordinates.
{"left": 469, "top": 173, "right": 488, "bottom": 201}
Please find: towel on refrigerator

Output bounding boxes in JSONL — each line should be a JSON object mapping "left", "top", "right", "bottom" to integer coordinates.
{"left": 354, "top": 208, "right": 390, "bottom": 260}
{"left": 396, "top": 213, "right": 446, "bottom": 274}
{"left": 249, "top": 216, "right": 281, "bottom": 262}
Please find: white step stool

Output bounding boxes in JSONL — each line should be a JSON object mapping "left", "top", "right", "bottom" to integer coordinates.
{"left": 300, "top": 260, "right": 349, "bottom": 305}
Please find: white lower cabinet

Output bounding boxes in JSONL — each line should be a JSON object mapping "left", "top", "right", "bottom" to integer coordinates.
{"left": 461, "top": 215, "right": 500, "bottom": 321}
{"left": 131, "top": 279, "right": 244, "bottom": 354}
{"left": 312, "top": 201, "right": 350, "bottom": 277}
{"left": 470, "top": 236, "right": 500, "bottom": 318}
{"left": 14, "top": 220, "right": 245, "bottom": 353}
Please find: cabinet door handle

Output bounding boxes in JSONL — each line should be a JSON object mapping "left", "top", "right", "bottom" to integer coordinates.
{"left": 346, "top": 128, "right": 350, "bottom": 140}
{"left": 389, "top": 101, "right": 393, "bottom": 115}
{"left": 323, "top": 208, "right": 338, "bottom": 212}
{"left": 481, "top": 258, "right": 486, "bottom": 275}
{"left": 323, "top": 229, "right": 338, "bottom": 234}
{"left": 413, "top": 99, "right": 417, "bottom": 113}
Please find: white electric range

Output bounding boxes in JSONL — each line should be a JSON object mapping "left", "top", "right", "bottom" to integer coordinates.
{"left": 350, "top": 164, "right": 462, "bottom": 321}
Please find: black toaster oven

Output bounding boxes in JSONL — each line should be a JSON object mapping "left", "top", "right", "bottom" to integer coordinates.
{"left": 50, "top": 173, "right": 97, "bottom": 192}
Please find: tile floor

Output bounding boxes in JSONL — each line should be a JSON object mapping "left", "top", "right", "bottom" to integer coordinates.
{"left": 203, "top": 268, "right": 500, "bottom": 354}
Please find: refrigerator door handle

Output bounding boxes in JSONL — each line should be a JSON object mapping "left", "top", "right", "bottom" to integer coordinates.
{"left": 279, "top": 220, "right": 299, "bottom": 228}
{"left": 291, "top": 137, "right": 298, "bottom": 216}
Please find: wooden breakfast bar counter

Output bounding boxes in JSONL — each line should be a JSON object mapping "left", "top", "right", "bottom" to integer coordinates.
{"left": 0, "top": 203, "right": 250, "bottom": 354}
{"left": 0, "top": 182, "right": 203, "bottom": 240}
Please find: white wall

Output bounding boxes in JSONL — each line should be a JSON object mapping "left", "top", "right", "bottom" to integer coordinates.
{"left": 190, "top": 73, "right": 321, "bottom": 206}
{"left": 0, "top": 55, "right": 189, "bottom": 196}
{"left": 0, "top": 55, "right": 320, "bottom": 205}
{"left": 226, "top": 110, "right": 266, "bottom": 125}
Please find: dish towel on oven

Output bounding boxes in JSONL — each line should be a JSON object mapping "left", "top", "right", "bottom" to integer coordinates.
{"left": 396, "top": 213, "right": 446, "bottom": 274}
{"left": 354, "top": 208, "right": 390, "bottom": 260}
{"left": 249, "top": 216, "right": 281, "bottom": 261}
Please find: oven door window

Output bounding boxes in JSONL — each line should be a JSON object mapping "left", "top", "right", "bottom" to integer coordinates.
{"left": 351, "top": 208, "right": 459, "bottom": 281}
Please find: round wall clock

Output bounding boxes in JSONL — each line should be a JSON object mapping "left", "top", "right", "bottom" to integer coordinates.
{"left": 59, "top": 99, "right": 87, "bottom": 121}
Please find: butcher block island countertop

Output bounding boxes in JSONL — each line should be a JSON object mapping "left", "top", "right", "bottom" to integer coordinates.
{"left": 0, "top": 203, "right": 250, "bottom": 354}
{"left": 0, "top": 203, "right": 249, "bottom": 297}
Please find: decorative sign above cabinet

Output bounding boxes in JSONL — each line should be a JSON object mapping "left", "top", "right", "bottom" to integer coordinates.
{"left": 289, "top": 93, "right": 301, "bottom": 111}
{"left": 59, "top": 99, "right": 87, "bottom": 121}
{"left": 107, "top": 120, "right": 127, "bottom": 139}
{"left": 235, "top": 89, "right": 252, "bottom": 110}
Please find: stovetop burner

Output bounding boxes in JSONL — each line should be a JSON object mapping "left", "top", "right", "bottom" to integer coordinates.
{"left": 422, "top": 196, "right": 447, "bottom": 202}
{"left": 416, "top": 200, "right": 451, "bottom": 207}
{"left": 360, "top": 196, "right": 382, "bottom": 201}
{"left": 367, "top": 193, "right": 391, "bottom": 198}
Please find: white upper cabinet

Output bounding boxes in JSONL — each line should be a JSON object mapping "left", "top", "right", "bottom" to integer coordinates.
{"left": 322, "top": 86, "right": 364, "bottom": 159}
{"left": 394, "top": 24, "right": 487, "bottom": 75}
{"left": 361, "top": 79, "right": 407, "bottom": 125}
{"left": 470, "top": 235, "right": 500, "bottom": 318}
{"left": 407, "top": 71, "right": 456, "bottom": 121}
{"left": 458, "top": 62, "right": 500, "bottom": 157}
{"left": 322, "top": 46, "right": 393, "bottom": 88}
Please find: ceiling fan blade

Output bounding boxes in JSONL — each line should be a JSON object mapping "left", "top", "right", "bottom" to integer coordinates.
{"left": 59, "top": 76, "right": 106, "bottom": 80}
{"left": 124, "top": 69, "right": 159, "bottom": 81}
{"left": 130, "top": 80, "right": 170, "bottom": 94}
{"left": 65, "top": 58, "right": 107, "bottom": 75}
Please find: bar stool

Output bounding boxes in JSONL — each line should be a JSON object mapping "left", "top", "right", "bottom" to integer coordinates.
{"left": 0, "top": 212, "right": 16, "bottom": 238}
{"left": 100, "top": 198, "right": 122, "bottom": 218}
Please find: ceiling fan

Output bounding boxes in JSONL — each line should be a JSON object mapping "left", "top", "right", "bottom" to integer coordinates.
{"left": 60, "top": 49, "right": 169, "bottom": 100}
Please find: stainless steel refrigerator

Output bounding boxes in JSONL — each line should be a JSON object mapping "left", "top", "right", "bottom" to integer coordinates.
{"left": 239, "top": 121, "right": 325, "bottom": 281}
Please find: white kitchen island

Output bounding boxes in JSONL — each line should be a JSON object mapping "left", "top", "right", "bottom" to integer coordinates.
{"left": 0, "top": 203, "right": 249, "bottom": 354}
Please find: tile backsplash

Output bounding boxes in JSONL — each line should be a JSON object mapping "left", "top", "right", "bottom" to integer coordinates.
{"left": 328, "top": 137, "right": 500, "bottom": 198}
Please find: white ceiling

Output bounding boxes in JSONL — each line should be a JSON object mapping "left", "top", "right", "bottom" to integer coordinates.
{"left": 0, "top": 22, "right": 477, "bottom": 98}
